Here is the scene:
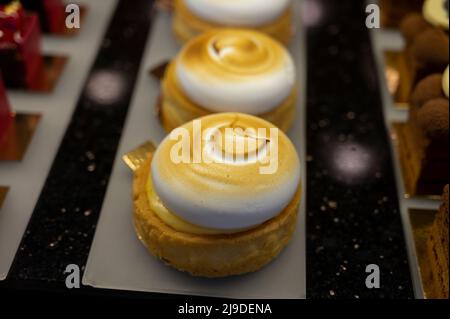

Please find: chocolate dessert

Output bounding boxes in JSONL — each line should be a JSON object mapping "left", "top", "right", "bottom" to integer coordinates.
{"left": 400, "top": 1, "right": 449, "bottom": 86}
{"left": 397, "top": 71, "right": 449, "bottom": 195}
{"left": 427, "top": 185, "right": 449, "bottom": 298}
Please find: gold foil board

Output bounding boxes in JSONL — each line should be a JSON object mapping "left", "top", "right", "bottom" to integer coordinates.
{"left": 0, "top": 187, "right": 8, "bottom": 209}
{"left": 31, "top": 55, "right": 69, "bottom": 92}
{"left": 149, "top": 60, "right": 169, "bottom": 81}
{"left": 0, "top": 113, "right": 41, "bottom": 161}
{"left": 8, "top": 55, "right": 69, "bottom": 93}
{"left": 154, "top": 94, "right": 163, "bottom": 117}
{"left": 409, "top": 208, "right": 444, "bottom": 299}
{"left": 123, "top": 141, "right": 156, "bottom": 172}
{"left": 391, "top": 123, "right": 443, "bottom": 200}
{"left": 148, "top": 61, "right": 167, "bottom": 117}
{"left": 384, "top": 51, "right": 411, "bottom": 109}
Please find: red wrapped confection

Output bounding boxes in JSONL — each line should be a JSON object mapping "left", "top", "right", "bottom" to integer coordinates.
{"left": 21, "top": 0, "right": 66, "bottom": 34}
{"left": 0, "top": 0, "right": 43, "bottom": 88}
{"left": 0, "top": 75, "right": 12, "bottom": 143}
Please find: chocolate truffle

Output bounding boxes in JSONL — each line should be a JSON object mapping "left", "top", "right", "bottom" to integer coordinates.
{"left": 417, "top": 98, "right": 449, "bottom": 139}
{"left": 412, "top": 29, "right": 449, "bottom": 70}
{"left": 411, "top": 74, "right": 446, "bottom": 108}
{"left": 400, "top": 13, "right": 431, "bottom": 43}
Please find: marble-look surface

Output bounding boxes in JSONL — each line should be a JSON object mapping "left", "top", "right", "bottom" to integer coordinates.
{"left": 305, "top": 0, "right": 413, "bottom": 298}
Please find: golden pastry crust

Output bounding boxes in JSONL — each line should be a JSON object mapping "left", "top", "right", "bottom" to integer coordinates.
{"left": 160, "top": 62, "right": 297, "bottom": 133}
{"left": 172, "top": 0, "right": 293, "bottom": 45}
{"left": 133, "top": 155, "right": 301, "bottom": 278}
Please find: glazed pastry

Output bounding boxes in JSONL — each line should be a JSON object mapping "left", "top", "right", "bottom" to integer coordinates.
{"left": 0, "top": 76, "right": 12, "bottom": 142}
{"left": 397, "top": 67, "right": 449, "bottom": 195}
{"left": 0, "top": 0, "right": 42, "bottom": 88}
{"left": 379, "top": 0, "right": 424, "bottom": 28}
{"left": 173, "top": 0, "right": 293, "bottom": 45}
{"left": 427, "top": 185, "right": 449, "bottom": 298}
{"left": 133, "top": 113, "right": 302, "bottom": 277}
{"left": 161, "top": 29, "right": 297, "bottom": 132}
{"left": 20, "top": 0, "right": 66, "bottom": 34}
{"left": 400, "top": 0, "right": 449, "bottom": 86}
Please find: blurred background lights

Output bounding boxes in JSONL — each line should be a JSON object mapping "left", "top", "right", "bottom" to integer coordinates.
{"left": 330, "top": 142, "right": 374, "bottom": 184}
{"left": 86, "top": 70, "right": 126, "bottom": 105}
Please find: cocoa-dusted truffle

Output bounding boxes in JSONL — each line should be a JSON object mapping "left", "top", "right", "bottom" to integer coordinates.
{"left": 412, "top": 29, "right": 449, "bottom": 70}
{"left": 400, "top": 13, "right": 431, "bottom": 43}
{"left": 411, "top": 74, "right": 446, "bottom": 108}
{"left": 417, "top": 98, "right": 449, "bottom": 139}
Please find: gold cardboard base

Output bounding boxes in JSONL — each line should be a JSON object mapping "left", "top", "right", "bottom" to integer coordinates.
{"left": 29, "top": 55, "right": 69, "bottom": 92}
{"left": 0, "top": 113, "right": 41, "bottom": 161}
{"left": 148, "top": 62, "right": 167, "bottom": 118}
{"left": 409, "top": 208, "right": 444, "bottom": 299}
{"left": 149, "top": 60, "right": 169, "bottom": 81}
{"left": 391, "top": 123, "right": 442, "bottom": 200}
{"left": 384, "top": 51, "right": 412, "bottom": 109}
{"left": 0, "top": 186, "right": 8, "bottom": 209}
{"left": 123, "top": 141, "right": 157, "bottom": 172}
{"left": 154, "top": 94, "right": 163, "bottom": 117}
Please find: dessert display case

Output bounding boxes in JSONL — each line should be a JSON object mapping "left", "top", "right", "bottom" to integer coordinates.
{"left": 0, "top": 0, "right": 448, "bottom": 300}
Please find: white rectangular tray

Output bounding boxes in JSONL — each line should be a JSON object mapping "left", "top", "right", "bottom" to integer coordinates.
{"left": 83, "top": 2, "right": 307, "bottom": 299}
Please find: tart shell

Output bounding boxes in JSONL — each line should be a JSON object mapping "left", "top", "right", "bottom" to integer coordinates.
{"left": 133, "top": 155, "right": 301, "bottom": 278}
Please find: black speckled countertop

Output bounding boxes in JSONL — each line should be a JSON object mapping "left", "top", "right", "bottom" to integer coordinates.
{"left": 305, "top": 0, "right": 413, "bottom": 298}
{"left": 0, "top": 0, "right": 414, "bottom": 299}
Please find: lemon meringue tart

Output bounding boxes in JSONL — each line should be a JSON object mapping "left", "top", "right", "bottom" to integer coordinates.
{"left": 173, "top": 0, "right": 293, "bottom": 44}
{"left": 133, "top": 113, "right": 301, "bottom": 277}
{"left": 160, "top": 29, "right": 297, "bottom": 133}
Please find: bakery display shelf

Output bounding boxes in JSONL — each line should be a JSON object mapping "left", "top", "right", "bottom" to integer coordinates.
{"left": 4, "top": 0, "right": 154, "bottom": 287}
{"left": 0, "top": 0, "right": 445, "bottom": 299}
{"left": 372, "top": 4, "right": 448, "bottom": 299}
{"left": 0, "top": 0, "right": 117, "bottom": 281}
{"left": 82, "top": 0, "right": 306, "bottom": 299}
